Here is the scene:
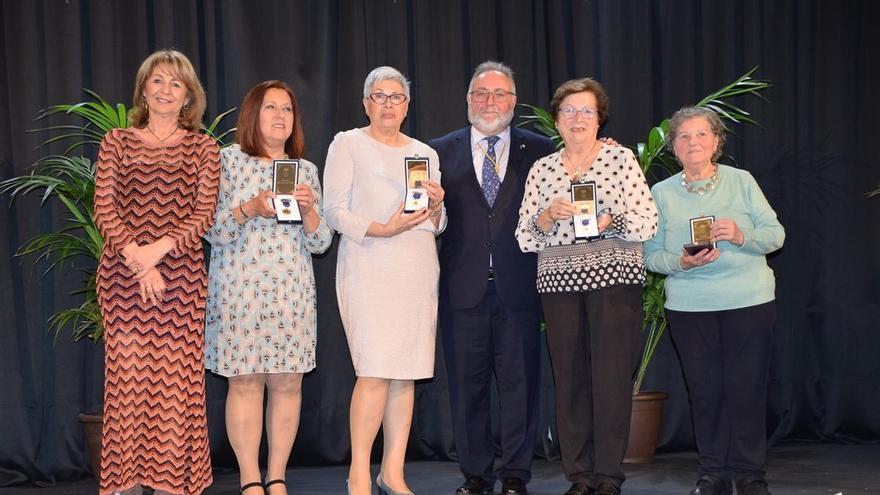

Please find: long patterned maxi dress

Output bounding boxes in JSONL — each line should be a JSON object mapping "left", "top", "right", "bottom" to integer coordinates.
{"left": 94, "top": 128, "right": 220, "bottom": 495}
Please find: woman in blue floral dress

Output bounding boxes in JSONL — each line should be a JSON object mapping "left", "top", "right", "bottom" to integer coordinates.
{"left": 205, "top": 81, "right": 331, "bottom": 495}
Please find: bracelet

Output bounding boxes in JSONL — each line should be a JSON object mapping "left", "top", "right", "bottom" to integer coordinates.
{"left": 238, "top": 204, "right": 249, "bottom": 220}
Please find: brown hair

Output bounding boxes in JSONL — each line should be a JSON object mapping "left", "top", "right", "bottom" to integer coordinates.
{"left": 666, "top": 106, "right": 727, "bottom": 161}
{"left": 236, "top": 80, "right": 305, "bottom": 159}
{"left": 549, "top": 77, "right": 610, "bottom": 126}
{"left": 129, "top": 49, "right": 206, "bottom": 131}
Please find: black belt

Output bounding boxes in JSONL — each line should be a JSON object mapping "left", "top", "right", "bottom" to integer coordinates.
{"left": 488, "top": 268, "right": 495, "bottom": 281}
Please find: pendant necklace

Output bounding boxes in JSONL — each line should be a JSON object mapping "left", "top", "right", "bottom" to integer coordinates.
{"left": 563, "top": 141, "right": 598, "bottom": 183}
{"left": 146, "top": 124, "right": 179, "bottom": 144}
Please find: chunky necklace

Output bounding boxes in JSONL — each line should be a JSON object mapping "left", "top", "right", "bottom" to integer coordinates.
{"left": 145, "top": 124, "right": 179, "bottom": 143}
{"left": 681, "top": 165, "right": 719, "bottom": 195}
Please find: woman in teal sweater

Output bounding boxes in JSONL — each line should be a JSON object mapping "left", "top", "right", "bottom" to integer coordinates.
{"left": 645, "top": 107, "right": 784, "bottom": 495}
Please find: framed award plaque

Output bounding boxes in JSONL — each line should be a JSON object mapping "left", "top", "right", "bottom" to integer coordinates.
{"left": 683, "top": 214, "right": 716, "bottom": 255}
{"left": 404, "top": 156, "right": 430, "bottom": 213}
{"left": 571, "top": 181, "right": 599, "bottom": 240}
{"left": 272, "top": 159, "right": 302, "bottom": 223}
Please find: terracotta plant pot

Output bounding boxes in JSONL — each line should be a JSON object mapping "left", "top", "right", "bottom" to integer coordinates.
{"left": 624, "top": 391, "right": 668, "bottom": 463}
{"left": 77, "top": 412, "right": 102, "bottom": 476}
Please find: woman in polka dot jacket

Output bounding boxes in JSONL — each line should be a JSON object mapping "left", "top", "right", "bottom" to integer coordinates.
{"left": 515, "top": 78, "right": 658, "bottom": 495}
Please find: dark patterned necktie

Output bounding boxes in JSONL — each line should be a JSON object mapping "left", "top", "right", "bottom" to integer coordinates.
{"left": 481, "top": 135, "right": 501, "bottom": 206}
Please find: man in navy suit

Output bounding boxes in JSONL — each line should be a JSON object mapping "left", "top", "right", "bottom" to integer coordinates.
{"left": 429, "top": 61, "right": 555, "bottom": 495}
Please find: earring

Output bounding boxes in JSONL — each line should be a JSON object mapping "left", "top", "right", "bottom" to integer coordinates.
{"left": 141, "top": 95, "right": 148, "bottom": 112}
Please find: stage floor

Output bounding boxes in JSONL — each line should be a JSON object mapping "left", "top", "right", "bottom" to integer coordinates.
{"left": 9, "top": 441, "right": 879, "bottom": 494}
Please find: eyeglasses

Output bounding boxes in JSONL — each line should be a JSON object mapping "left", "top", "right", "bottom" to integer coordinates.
{"left": 559, "top": 106, "right": 598, "bottom": 120}
{"left": 368, "top": 92, "right": 408, "bottom": 105}
{"left": 469, "top": 89, "right": 515, "bottom": 103}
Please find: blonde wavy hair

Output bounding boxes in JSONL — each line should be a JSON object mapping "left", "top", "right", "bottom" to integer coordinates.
{"left": 129, "top": 49, "right": 206, "bottom": 131}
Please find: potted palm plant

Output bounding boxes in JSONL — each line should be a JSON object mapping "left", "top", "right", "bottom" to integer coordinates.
{"left": 0, "top": 90, "right": 234, "bottom": 474}
{"left": 520, "top": 67, "right": 770, "bottom": 463}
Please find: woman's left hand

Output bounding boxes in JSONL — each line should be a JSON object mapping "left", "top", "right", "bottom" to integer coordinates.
{"left": 293, "top": 184, "right": 317, "bottom": 215}
{"left": 711, "top": 218, "right": 744, "bottom": 246}
{"left": 424, "top": 179, "right": 445, "bottom": 205}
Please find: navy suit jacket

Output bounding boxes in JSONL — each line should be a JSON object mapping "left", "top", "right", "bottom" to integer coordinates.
{"left": 430, "top": 126, "right": 555, "bottom": 311}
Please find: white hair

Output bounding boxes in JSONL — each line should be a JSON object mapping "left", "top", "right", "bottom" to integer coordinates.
{"left": 467, "top": 60, "right": 517, "bottom": 94}
{"left": 363, "top": 66, "right": 411, "bottom": 99}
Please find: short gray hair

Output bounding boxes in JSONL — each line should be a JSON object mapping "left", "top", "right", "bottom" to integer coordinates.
{"left": 666, "top": 106, "right": 727, "bottom": 161}
{"left": 468, "top": 60, "right": 517, "bottom": 94}
{"left": 363, "top": 66, "right": 411, "bottom": 99}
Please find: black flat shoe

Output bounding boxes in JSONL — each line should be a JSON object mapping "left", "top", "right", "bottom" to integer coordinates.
{"left": 736, "top": 475, "right": 771, "bottom": 495}
{"left": 456, "top": 476, "right": 493, "bottom": 495}
{"left": 501, "top": 477, "right": 527, "bottom": 495}
{"left": 564, "top": 482, "right": 591, "bottom": 495}
{"left": 689, "top": 475, "right": 732, "bottom": 495}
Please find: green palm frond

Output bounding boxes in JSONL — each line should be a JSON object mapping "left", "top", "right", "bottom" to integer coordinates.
{"left": 695, "top": 67, "right": 769, "bottom": 127}
{"left": 34, "top": 89, "right": 130, "bottom": 154}
{"left": 5, "top": 90, "right": 238, "bottom": 343}
{"left": 202, "top": 107, "right": 238, "bottom": 146}
{"left": 0, "top": 153, "right": 104, "bottom": 341}
{"left": 48, "top": 275, "right": 102, "bottom": 343}
{"left": 518, "top": 104, "right": 564, "bottom": 149}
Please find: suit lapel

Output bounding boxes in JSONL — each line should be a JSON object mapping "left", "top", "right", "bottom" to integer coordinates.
{"left": 493, "top": 128, "right": 526, "bottom": 211}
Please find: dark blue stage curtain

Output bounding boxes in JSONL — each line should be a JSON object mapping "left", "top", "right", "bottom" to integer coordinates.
{"left": 1, "top": 0, "right": 878, "bottom": 487}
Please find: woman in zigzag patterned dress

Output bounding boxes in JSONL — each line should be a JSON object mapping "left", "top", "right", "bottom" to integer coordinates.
{"left": 93, "top": 50, "right": 220, "bottom": 495}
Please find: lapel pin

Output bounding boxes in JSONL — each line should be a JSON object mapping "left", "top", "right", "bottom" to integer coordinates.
{"left": 520, "top": 143, "right": 526, "bottom": 150}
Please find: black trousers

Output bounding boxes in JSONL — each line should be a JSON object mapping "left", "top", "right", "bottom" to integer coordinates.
{"left": 667, "top": 301, "right": 776, "bottom": 481}
{"left": 440, "top": 281, "right": 542, "bottom": 484}
{"left": 541, "top": 284, "right": 643, "bottom": 488}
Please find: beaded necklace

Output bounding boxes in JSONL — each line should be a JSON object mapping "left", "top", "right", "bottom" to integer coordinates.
{"left": 681, "top": 165, "right": 719, "bottom": 195}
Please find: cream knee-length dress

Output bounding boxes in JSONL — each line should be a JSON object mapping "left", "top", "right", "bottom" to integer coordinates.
{"left": 323, "top": 128, "right": 446, "bottom": 380}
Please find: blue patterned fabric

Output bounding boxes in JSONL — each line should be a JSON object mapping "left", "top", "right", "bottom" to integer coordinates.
{"left": 481, "top": 135, "right": 501, "bottom": 206}
{"left": 204, "top": 145, "right": 332, "bottom": 377}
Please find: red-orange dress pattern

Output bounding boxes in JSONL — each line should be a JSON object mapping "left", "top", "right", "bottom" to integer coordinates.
{"left": 94, "top": 128, "right": 220, "bottom": 495}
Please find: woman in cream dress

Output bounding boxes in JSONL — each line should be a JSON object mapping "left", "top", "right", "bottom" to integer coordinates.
{"left": 323, "top": 66, "right": 446, "bottom": 495}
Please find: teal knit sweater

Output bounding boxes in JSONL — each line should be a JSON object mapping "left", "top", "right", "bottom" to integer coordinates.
{"left": 645, "top": 165, "right": 785, "bottom": 311}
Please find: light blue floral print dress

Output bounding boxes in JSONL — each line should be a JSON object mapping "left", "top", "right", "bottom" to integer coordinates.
{"left": 205, "top": 145, "right": 332, "bottom": 376}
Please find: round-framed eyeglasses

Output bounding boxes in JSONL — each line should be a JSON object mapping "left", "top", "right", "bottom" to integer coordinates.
{"left": 368, "top": 92, "right": 408, "bottom": 105}
{"left": 469, "top": 89, "right": 515, "bottom": 103}
{"left": 559, "top": 106, "right": 598, "bottom": 120}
